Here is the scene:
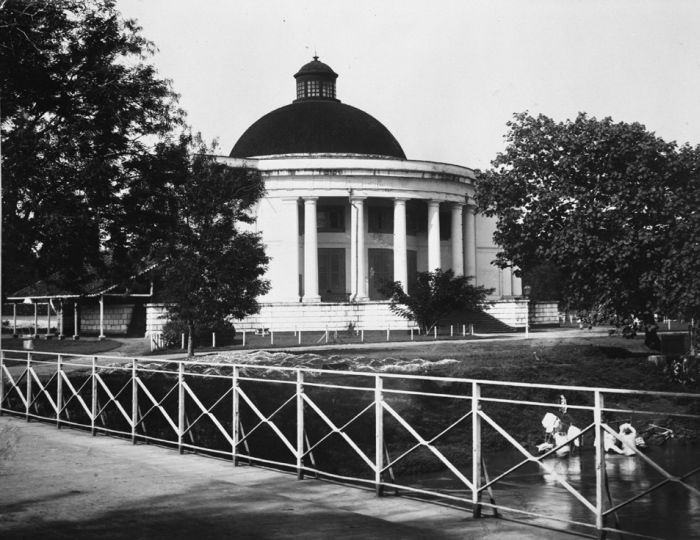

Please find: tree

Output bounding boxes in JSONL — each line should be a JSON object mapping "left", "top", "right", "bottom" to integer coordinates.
{"left": 129, "top": 135, "right": 270, "bottom": 357}
{"left": 477, "top": 112, "right": 700, "bottom": 340}
{"left": 379, "top": 269, "right": 493, "bottom": 333}
{"left": 1, "top": 0, "right": 181, "bottom": 294}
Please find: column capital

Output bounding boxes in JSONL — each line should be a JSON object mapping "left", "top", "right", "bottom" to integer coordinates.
{"left": 393, "top": 197, "right": 409, "bottom": 204}
{"left": 303, "top": 196, "right": 318, "bottom": 203}
{"left": 349, "top": 195, "right": 367, "bottom": 203}
{"left": 428, "top": 200, "right": 441, "bottom": 208}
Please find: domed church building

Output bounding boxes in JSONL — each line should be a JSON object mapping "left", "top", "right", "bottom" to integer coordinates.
{"left": 218, "top": 57, "right": 529, "bottom": 331}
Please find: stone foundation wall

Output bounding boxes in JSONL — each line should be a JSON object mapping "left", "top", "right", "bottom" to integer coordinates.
{"left": 529, "top": 301, "right": 560, "bottom": 326}
{"left": 146, "top": 304, "right": 173, "bottom": 335}
{"left": 236, "top": 302, "right": 416, "bottom": 331}
{"left": 81, "top": 304, "right": 134, "bottom": 335}
{"left": 483, "top": 299, "right": 529, "bottom": 328}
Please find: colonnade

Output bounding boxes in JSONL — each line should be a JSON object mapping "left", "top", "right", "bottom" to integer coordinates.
{"left": 277, "top": 196, "right": 479, "bottom": 303}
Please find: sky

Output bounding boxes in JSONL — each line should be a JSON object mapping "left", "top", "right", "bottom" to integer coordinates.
{"left": 117, "top": 0, "right": 700, "bottom": 170}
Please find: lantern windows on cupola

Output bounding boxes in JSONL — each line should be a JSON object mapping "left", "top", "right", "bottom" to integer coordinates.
{"left": 294, "top": 56, "right": 338, "bottom": 101}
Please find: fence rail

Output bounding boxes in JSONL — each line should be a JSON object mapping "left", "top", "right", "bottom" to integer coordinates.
{"left": 1, "top": 348, "right": 698, "bottom": 539}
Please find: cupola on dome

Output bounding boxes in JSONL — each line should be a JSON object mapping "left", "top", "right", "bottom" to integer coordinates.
{"left": 230, "top": 56, "right": 406, "bottom": 159}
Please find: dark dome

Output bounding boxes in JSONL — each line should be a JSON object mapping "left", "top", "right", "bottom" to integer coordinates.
{"left": 295, "top": 57, "right": 337, "bottom": 78}
{"left": 230, "top": 100, "right": 406, "bottom": 159}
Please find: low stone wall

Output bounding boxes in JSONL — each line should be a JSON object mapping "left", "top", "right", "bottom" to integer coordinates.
{"left": 146, "top": 303, "right": 173, "bottom": 335}
{"left": 529, "top": 301, "right": 560, "bottom": 326}
{"left": 235, "top": 302, "right": 416, "bottom": 332}
{"left": 484, "top": 299, "right": 529, "bottom": 328}
{"left": 81, "top": 304, "right": 134, "bottom": 335}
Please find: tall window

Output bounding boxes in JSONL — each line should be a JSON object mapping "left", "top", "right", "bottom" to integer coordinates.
{"left": 368, "top": 206, "right": 393, "bottom": 234}
{"left": 318, "top": 248, "right": 346, "bottom": 302}
{"left": 317, "top": 206, "right": 345, "bottom": 232}
{"left": 368, "top": 249, "right": 394, "bottom": 300}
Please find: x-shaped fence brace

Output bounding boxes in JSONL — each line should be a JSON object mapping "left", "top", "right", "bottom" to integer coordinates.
{"left": 1, "top": 364, "right": 28, "bottom": 409}
{"left": 478, "top": 409, "right": 597, "bottom": 514}
{"left": 94, "top": 373, "right": 134, "bottom": 428}
{"left": 601, "top": 423, "right": 700, "bottom": 516}
{"left": 382, "top": 402, "right": 475, "bottom": 492}
{"left": 302, "top": 394, "right": 376, "bottom": 471}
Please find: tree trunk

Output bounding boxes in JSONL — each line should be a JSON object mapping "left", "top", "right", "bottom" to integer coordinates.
{"left": 187, "top": 321, "right": 194, "bottom": 358}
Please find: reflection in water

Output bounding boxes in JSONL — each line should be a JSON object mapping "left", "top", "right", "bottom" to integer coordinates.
{"left": 478, "top": 445, "right": 699, "bottom": 539}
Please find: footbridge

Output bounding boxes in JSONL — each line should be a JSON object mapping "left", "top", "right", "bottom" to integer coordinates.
{"left": 1, "top": 350, "right": 699, "bottom": 539}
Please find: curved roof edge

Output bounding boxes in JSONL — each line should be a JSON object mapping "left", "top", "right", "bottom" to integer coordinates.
{"left": 214, "top": 155, "right": 476, "bottom": 180}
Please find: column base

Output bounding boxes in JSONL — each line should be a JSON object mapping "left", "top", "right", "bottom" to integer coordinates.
{"left": 98, "top": 335, "right": 106, "bottom": 341}
{"left": 72, "top": 335, "right": 80, "bottom": 340}
{"left": 351, "top": 295, "right": 369, "bottom": 303}
{"left": 301, "top": 296, "right": 321, "bottom": 303}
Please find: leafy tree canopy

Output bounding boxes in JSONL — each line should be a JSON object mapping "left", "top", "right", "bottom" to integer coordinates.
{"left": 380, "top": 269, "right": 493, "bottom": 333}
{"left": 129, "top": 134, "right": 270, "bottom": 356}
{"left": 477, "top": 112, "right": 700, "bottom": 325}
{"left": 1, "top": 0, "right": 182, "bottom": 294}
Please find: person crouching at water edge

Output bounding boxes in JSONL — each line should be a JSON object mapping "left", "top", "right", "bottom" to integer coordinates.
{"left": 595, "top": 422, "right": 639, "bottom": 455}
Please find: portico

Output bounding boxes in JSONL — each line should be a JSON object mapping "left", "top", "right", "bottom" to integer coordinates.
{"left": 218, "top": 155, "right": 489, "bottom": 304}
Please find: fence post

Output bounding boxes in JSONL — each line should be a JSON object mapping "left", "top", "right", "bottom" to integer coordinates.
{"left": 298, "top": 330, "right": 302, "bottom": 345}
{"left": 212, "top": 332, "right": 216, "bottom": 348}
{"left": 386, "top": 328, "right": 390, "bottom": 342}
{"left": 410, "top": 327, "right": 414, "bottom": 341}
{"left": 472, "top": 381, "right": 482, "bottom": 517}
{"left": 26, "top": 352, "right": 32, "bottom": 421}
{"left": 450, "top": 325, "right": 454, "bottom": 337}
{"left": 434, "top": 326, "right": 437, "bottom": 340}
{"left": 296, "top": 370, "right": 305, "bottom": 479}
{"left": 131, "top": 359, "right": 138, "bottom": 444}
{"left": 375, "top": 375, "right": 384, "bottom": 497}
{"left": 12, "top": 303, "right": 17, "bottom": 337}
{"left": 271, "top": 330, "right": 274, "bottom": 346}
{"left": 242, "top": 330, "right": 246, "bottom": 347}
{"left": 462, "top": 324, "right": 466, "bottom": 337}
{"left": 56, "top": 354, "right": 63, "bottom": 428}
{"left": 178, "top": 362, "right": 185, "bottom": 454}
{"left": 361, "top": 329, "right": 364, "bottom": 343}
{"left": 232, "top": 366, "right": 240, "bottom": 466}
{"left": 181, "top": 333, "right": 185, "bottom": 350}
{"left": 0, "top": 351, "right": 4, "bottom": 415}
{"left": 91, "top": 356, "right": 97, "bottom": 435}
{"left": 594, "top": 390, "right": 605, "bottom": 536}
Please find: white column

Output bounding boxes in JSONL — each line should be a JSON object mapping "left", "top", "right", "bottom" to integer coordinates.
{"left": 464, "top": 204, "right": 477, "bottom": 281}
{"left": 302, "top": 197, "right": 321, "bottom": 303}
{"left": 99, "top": 295, "right": 106, "bottom": 339}
{"left": 427, "top": 200, "right": 441, "bottom": 271}
{"left": 12, "top": 304, "right": 17, "bottom": 336}
{"left": 280, "top": 197, "right": 300, "bottom": 301}
{"left": 46, "top": 302, "right": 51, "bottom": 336}
{"left": 73, "top": 301, "right": 79, "bottom": 339}
{"left": 350, "top": 196, "right": 368, "bottom": 301}
{"left": 502, "top": 266, "right": 513, "bottom": 297}
{"left": 512, "top": 269, "right": 523, "bottom": 297}
{"left": 33, "top": 302, "right": 38, "bottom": 336}
{"left": 393, "top": 198, "right": 408, "bottom": 288}
{"left": 451, "top": 204, "right": 464, "bottom": 275}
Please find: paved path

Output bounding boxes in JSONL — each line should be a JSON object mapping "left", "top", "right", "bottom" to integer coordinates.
{"left": 0, "top": 416, "right": 574, "bottom": 539}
